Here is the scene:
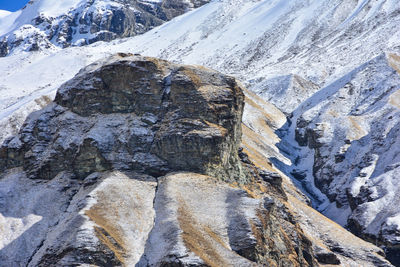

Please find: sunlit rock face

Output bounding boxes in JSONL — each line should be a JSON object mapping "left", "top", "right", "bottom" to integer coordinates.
{"left": 0, "top": 54, "right": 321, "bottom": 266}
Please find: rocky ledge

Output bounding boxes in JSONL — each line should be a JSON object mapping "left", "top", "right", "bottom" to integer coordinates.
{"left": 0, "top": 54, "right": 322, "bottom": 266}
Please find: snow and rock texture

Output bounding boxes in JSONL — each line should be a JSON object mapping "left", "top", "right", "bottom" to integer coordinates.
{"left": 288, "top": 52, "right": 400, "bottom": 262}
{"left": 0, "top": 0, "right": 210, "bottom": 56}
{"left": 2, "top": 0, "right": 399, "bottom": 142}
{"left": 0, "top": 170, "right": 157, "bottom": 266}
{"left": 0, "top": 54, "right": 246, "bottom": 183}
{"left": 241, "top": 89, "right": 392, "bottom": 267}
{"left": 0, "top": 0, "right": 400, "bottom": 265}
{"left": 0, "top": 54, "right": 323, "bottom": 266}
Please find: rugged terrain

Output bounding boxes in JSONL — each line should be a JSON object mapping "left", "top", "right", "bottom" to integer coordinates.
{"left": 0, "top": 54, "right": 314, "bottom": 266}
{"left": 0, "top": 0, "right": 209, "bottom": 56}
{"left": 0, "top": 53, "right": 393, "bottom": 267}
{"left": 0, "top": 0, "right": 400, "bottom": 265}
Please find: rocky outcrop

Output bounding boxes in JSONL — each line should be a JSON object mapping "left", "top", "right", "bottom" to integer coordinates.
{"left": 0, "top": 0, "right": 211, "bottom": 56}
{"left": 0, "top": 54, "right": 319, "bottom": 266}
{"left": 0, "top": 0, "right": 399, "bottom": 265}
{"left": 0, "top": 53, "right": 245, "bottom": 182}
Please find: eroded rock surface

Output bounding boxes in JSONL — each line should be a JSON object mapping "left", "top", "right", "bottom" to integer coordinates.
{"left": 241, "top": 88, "right": 393, "bottom": 266}
{"left": 0, "top": 53, "right": 245, "bottom": 182}
{"left": 0, "top": 54, "right": 318, "bottom": 266}
{"left": 285, "top": 53, "right": 400, "bottom": 263}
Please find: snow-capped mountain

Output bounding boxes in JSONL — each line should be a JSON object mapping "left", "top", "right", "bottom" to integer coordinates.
{"left": 0, "top": 0, "right": 209, "bottom": 56}
{"left": 1, "top": 0, "right": 400, "bottom": 265}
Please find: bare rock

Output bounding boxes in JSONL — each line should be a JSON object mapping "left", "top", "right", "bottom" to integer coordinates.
{"left": 0, "top": 54, "right": 320, "bottom": 266}
{"left": 137, "top": 172, "right": 316, "bottom": 267}
{"left": 1, "top": 54, "right": 246, "bottom": 182}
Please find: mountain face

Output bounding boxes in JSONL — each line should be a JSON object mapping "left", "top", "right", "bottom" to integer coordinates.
{"left": 0, "top": 0, "right": 210, "bottom": 56}
{"left": 0, "top": 53, "right": 392, "bottom": 267}
{"left": 0, "top": 54, "right": 319, "bottom": 267}
{"left": 0, "top": 0, "right": 400, "bottom": 266}
{"left": 290, "top": 53, "right": 400, "bottom": 251}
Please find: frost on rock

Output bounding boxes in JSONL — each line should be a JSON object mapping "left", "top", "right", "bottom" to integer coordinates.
{"left": 0, "top": 0, "right": 211, "bottom": 57}
{"left": 0, "top": 53, "right": 246, "bottom": 183}
{"left": 287, "top": 53, "right": 400, "bottom": 260}
{"left": 0, "top": 0, "right": 400, "bottom": 265}
{"left": 0, "top": 54, "right": 321, "bottom": 266}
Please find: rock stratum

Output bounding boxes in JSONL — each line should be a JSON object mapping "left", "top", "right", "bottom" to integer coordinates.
{"left": 0, "top": 54, "right": 392, "bottom": 266}
{"left": 1, "top": 53, "right": 245, "bottom": 182}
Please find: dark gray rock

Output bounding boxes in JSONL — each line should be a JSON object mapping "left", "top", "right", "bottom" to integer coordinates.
{"left": 0, "top": 54, "right": 320, "bottom": 267}
{"left": 1, "top": 53, "right": 246, "bottom": 182}
{"left": 315, "top": 252, "right": 341, "bottom": 265}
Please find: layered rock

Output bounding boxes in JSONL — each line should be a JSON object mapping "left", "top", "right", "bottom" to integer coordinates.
{"left": 0, "top": 54, "right": 319, "bottom": 266}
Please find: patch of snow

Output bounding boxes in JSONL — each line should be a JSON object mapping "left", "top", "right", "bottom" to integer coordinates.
{"left": 0, "top": 10, "right": 22, "bottom": 36}
{"left": 0, "top": 10, "right": 11, "bottom": 18}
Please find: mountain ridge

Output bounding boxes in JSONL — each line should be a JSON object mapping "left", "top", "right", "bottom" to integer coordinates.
{"left": 0, "top": 0, "right": 210, "bottom": 56}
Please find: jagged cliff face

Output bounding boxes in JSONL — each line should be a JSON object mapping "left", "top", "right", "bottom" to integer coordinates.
{"left": 0, "top": 54, "right": 320, "bottom": 266}
{"left": 0, "top": 0, "right": 210, "bottom": 56}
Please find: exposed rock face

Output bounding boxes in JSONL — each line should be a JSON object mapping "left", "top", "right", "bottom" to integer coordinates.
{"left": 242, "top": 88, "right": 392, "bottom": 267}
{"left": 287, "top": 53, "right": 400, "bottom": 263}
{"left": 0, "top": 54, "right": 245, "bottom": 182}
{"left": 137, "top": 172, "right": 316, "bottom": 267}
{"left": 0, "top": 0, "right": 399, "bottom": 265}
{"left": 0, "top": 0, "right": 210, "bottom": 56}
{"left": 0, "top": 54, "right": 319, "bottom": 266}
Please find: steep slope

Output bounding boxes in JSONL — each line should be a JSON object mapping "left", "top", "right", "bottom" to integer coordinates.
{"left": 0, "top": 0, "right": 209, "bottom": 56}
{"left": 283, "top": 53, "right": 400, "bottom": 262}
{"left": 0, "top": 54, "right": 320, "bottom": 266}
{"left": 0, "top": 0, "right": 399, "bottom": 264}
{"left": 242, "top": 89, "right": 392, "bottom": 266}
{"left": 1, "top": 0, "right": 399, "bottom": 141}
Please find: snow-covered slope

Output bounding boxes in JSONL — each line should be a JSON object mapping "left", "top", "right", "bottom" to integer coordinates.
{"left": 1, "top": 0, "right": 400, "bottom": 264}
{"left": 0, "top": 10, "right": 11, "bottom": 19}
{"left": 281, "top": 52, "right": 400, "bottom": 251}
{"left": 0, "top": 0, "right": 210, "bottom": 56}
